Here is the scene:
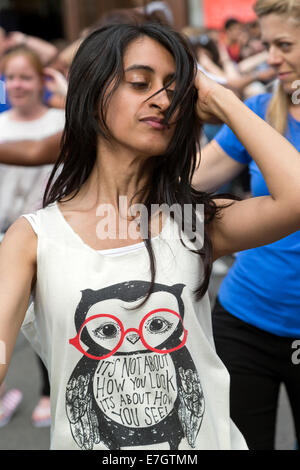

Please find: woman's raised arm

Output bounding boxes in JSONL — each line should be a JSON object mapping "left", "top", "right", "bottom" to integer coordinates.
{"left": 195, "top": 72, "right": 300, "bottom": 259}
{"left": 0, "top": 219, "right": 37, "bottom": 386}
{"left": 192, "top": 140, "right": 245, "bottom": 192}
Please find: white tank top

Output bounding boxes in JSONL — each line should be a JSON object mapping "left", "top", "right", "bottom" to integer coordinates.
{"left": 21, "top": 202, "right": 247, "bottom": 450}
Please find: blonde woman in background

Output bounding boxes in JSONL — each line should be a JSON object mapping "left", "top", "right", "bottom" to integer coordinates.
{"left": 193, "top": 0, "right": 300, "bottom": 450}
{"left": 0, "top": 46, "right": 65, "bottom": 233}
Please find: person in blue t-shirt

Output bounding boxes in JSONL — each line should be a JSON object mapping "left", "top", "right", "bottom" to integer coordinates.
{"left": 193, "top": 0, "right": 300, "bottom": 450}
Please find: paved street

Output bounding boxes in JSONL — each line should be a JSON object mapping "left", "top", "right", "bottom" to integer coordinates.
{"left": 0, "top": 256, "right": 297, "bottom": 450}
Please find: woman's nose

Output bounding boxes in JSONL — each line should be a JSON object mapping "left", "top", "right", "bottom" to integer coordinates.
{"left": 149, "top": 88, "right": 171, "bottom": 110}
{"left": 9, "top": 79, "right": 22, "bottom": 88}
{"left": 267, "top": 46, "right": 283, "bottom": 67}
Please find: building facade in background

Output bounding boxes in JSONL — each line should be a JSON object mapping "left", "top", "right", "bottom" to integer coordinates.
{"left": 0, "top": 0, "right": 190, "bottom": 41}
{"left": 62, "top": 0, "right": 192, "bottom": 41}
{"left": 0, "top": 0, "right": 258, "bottom": 43}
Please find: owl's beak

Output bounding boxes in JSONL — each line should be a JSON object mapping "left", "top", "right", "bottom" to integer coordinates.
{"left": 126, "top": 333, "right": 140, "bottom": 345}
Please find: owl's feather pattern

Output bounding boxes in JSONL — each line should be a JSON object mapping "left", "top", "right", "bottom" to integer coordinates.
{"left": 66, "top": 373, "right": 100, "bottom": 450}
{"left": 177, "top": 367, "right": 205, "bottom": 448}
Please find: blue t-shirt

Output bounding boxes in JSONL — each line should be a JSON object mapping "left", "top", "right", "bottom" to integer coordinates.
{"left": 214, "top": 93, "right": 300, "bottom": 337}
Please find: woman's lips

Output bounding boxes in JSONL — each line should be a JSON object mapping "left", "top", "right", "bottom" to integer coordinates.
{"left": 278, "top": 72, "right": 292, "bottom": 80}
{"left": 141, "top": 119, "right": 169, "bottom": 130}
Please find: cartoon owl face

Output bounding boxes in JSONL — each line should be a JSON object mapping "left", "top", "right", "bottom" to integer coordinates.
{"left": 70, "top": 293, "right": 187, "bottom": 358}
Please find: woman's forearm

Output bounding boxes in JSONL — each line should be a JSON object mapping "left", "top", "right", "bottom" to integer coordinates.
{"left": 213, "top": 88, "right": 300, "bottom": 202}
{"left": 238, "top": 50, "right": 269, "bottom": 73}
{"left": 0, "top": 141, "right": 36, "bottom": 165}
{"left": 0, "top": 133, "right": 62, "bottom": 166}
{"left": 26, "top": 36, "right": 58, "bottom": 65}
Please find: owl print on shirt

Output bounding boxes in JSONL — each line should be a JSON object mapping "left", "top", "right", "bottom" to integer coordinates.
{"left": 66, "top": 281, "right": 205, "bottom": 450}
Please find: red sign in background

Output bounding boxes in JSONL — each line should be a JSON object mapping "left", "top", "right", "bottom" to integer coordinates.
{"left": 203, "top": 0, "right": 258, "bottom": 29}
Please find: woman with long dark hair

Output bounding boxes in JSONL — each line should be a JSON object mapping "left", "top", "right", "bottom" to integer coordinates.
{"left": 0, "top": 22, "right": 300, "bottom": 450}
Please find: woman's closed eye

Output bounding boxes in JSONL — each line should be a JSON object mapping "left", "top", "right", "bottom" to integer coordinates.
{"left": 130, "top": 81, "right": 149, "bottom": 89}
{"left": 130, "top": 82, "right": 175, "bottom": 98}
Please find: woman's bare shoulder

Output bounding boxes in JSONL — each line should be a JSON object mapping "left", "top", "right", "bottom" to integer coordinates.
{"left": 1, "top": 218, "right": 37, "bottom": 263}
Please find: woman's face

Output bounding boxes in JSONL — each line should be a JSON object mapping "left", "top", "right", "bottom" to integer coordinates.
{"left": 4, "top": 55, "right": 44, "bottom": 110}
{"left": 260, "top": 13, "right": 300, "bottom": 94}
{"left": 103, "top": 36, "right": 177, "bottom": 158}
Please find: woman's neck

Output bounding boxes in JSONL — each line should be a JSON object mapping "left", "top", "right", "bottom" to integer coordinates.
{"left": 75, "top": 143, "right": 155, "bottom": 213}
{"left": 9, "top": 103, "right": 47, "bottom": 122}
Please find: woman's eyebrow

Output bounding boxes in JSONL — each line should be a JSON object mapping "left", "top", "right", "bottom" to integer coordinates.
{"left": 125, "top": 64, "right": 153, "bottom": 73}
{"left": 124, "top": 64, "right": 175, "bottom": 81}
{"left": 262, "top": 35, "right": 293, "bottom": 44}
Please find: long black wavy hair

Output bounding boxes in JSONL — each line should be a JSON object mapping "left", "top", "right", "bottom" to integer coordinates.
{"left": 43, "top": 22, "right": 233, "bottom": 302}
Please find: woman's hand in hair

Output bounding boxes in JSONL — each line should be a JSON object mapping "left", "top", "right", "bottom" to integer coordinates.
{"left": 194, "top": 69, "right": 231, "bottom": 124}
